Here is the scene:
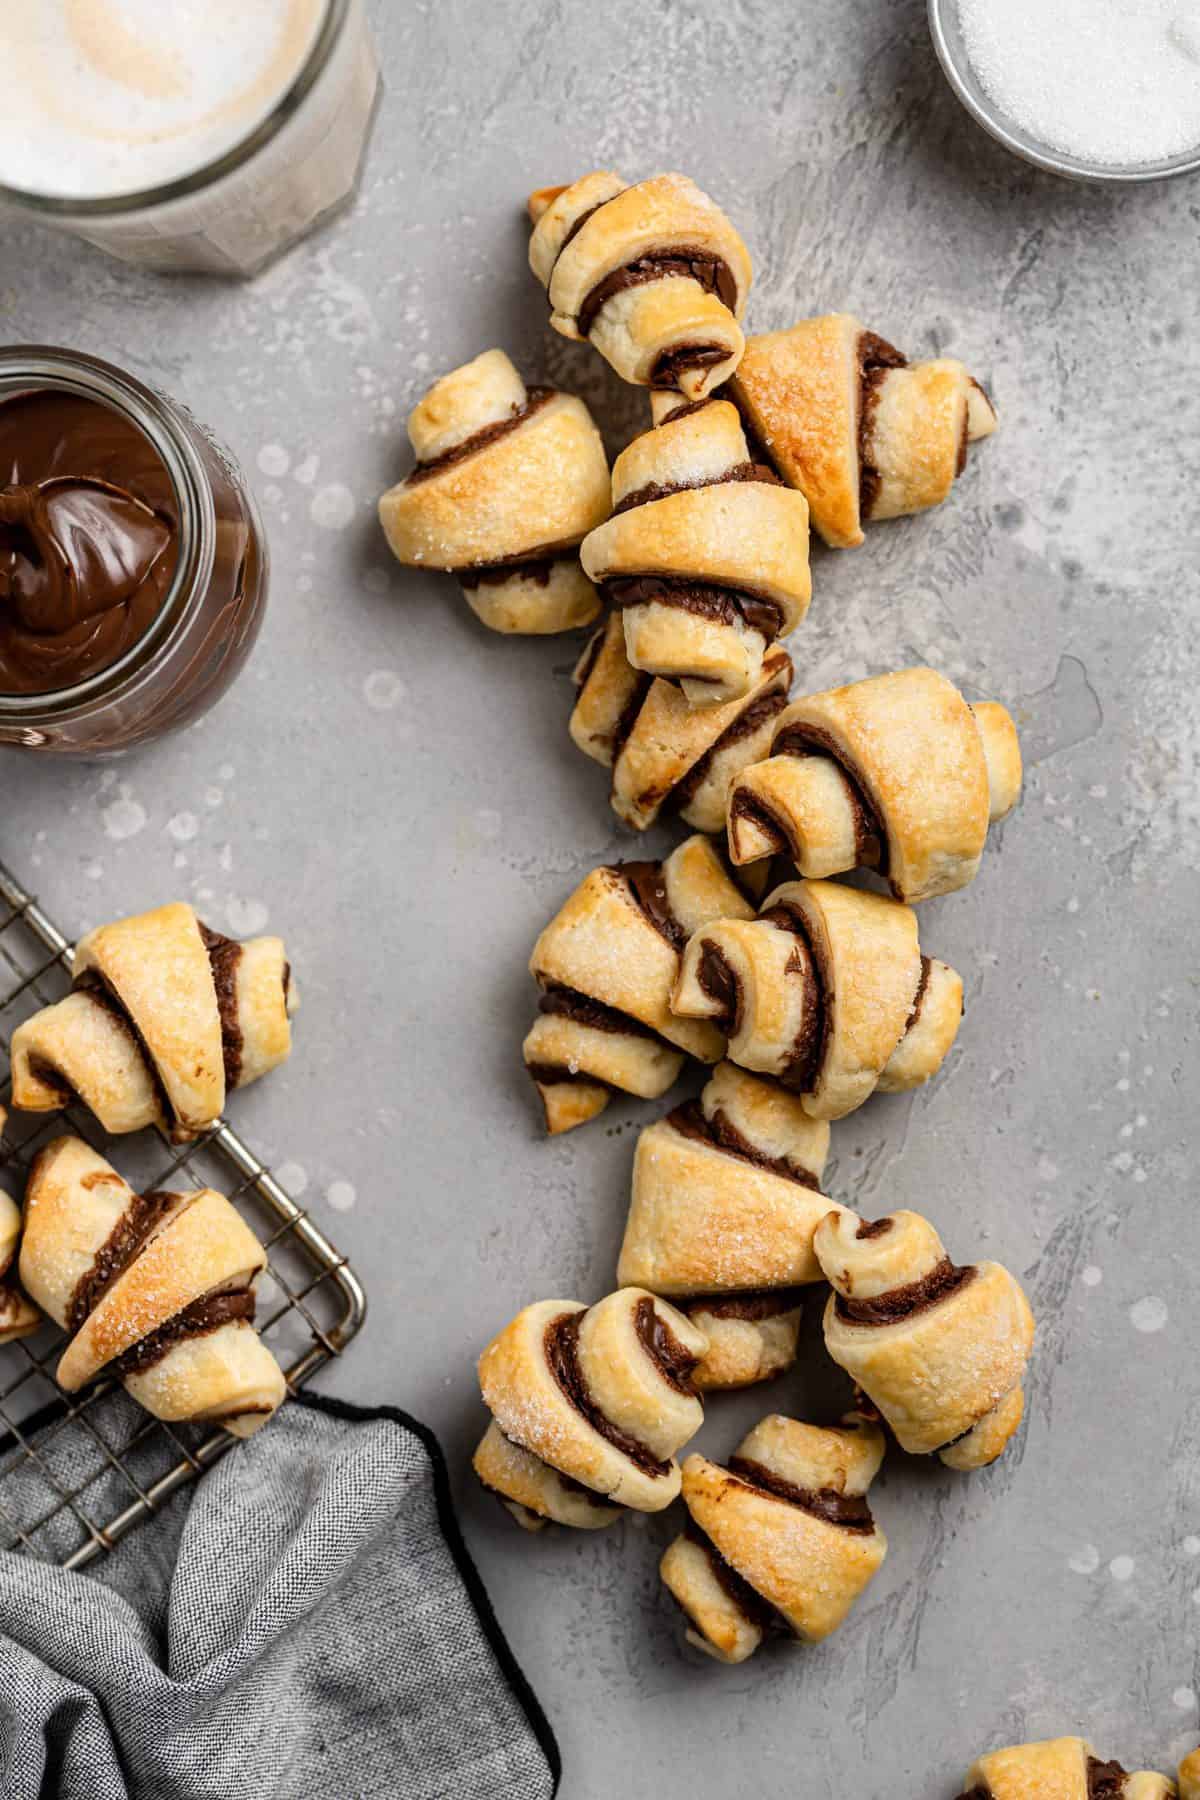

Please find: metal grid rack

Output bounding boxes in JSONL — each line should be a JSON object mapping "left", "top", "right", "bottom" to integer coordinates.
{"left": 0, "top": 859, "right": 367, "bottom": 1570}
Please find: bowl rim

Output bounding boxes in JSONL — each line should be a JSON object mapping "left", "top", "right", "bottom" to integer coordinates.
{"left": 928, "top": 0, "right": 1200, "bottom": 185}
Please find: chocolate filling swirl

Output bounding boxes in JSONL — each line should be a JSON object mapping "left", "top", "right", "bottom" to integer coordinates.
{"left": 621, "top": 860, "right": 686, "bottom": 951}
{"left": 613, "top": 460, "right": 781, "bottom": 517}
{"left": 198, "top": 922, "right": 244, "bottom": 1092}
{"left": 727, "top": 1456, "right": 876, "bottom": 1533}
{"left": 404, "top": 388, "right": 555, "bottom": 486}
{"left": 668, "top": 686, "right": 789, "bottom": 813}
{"left": 666, "top": 1098, "right": 821, "bottom": 1189}
{"left": 834, "top": 1257, "right": 975, "bottom": 1325}
{"left": 681, "top": 1517, "right": 780, "bottom": 1634}
{"left": 1086, "top": 1759, "right": 1131, "bottom": 1798}
{"left": 759, "top": 905, "right": 827, "bottom": 1093}
{"left": 856, "top": 331, "right": 908, "bottom": 520}
{"left": 687, "top": 1289, "right": 805, "bottom": 1322}
{"left": 757, "top": 719, "right": 887, "bottom": 874}
{"left": 634, "top": 1294, "right": 699, "bottom": 1395}
{"left": 578, "top": 249, "right": 738, "bottom": 339}
{"left": 603, "top": 574, "right": 784, "bottom": 644}
{"left": 65, "top": 1187, "right": 179, "bottom": 1335}
{"left": 110, "top": 1288, "right": 257, "bottom": 1378}
{"left": 527, "top": 979, "right": 672, "bottom": 1093}
{"left": 543, "top": 1303, "right": 697, "bottom": 1477}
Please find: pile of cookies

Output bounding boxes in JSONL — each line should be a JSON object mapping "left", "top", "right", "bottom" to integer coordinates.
{"left": 378, "top": 168, "right": 1031, "bottom": 1667}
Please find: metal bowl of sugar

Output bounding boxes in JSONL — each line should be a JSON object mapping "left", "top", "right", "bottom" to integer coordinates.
{"left": 929, "top": 0, "right": 1200, "bottom": 183}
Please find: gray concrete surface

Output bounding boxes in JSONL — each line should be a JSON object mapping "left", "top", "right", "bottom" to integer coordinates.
{"left": 3, "top": 2, "right": 1199, "bottom": 1792}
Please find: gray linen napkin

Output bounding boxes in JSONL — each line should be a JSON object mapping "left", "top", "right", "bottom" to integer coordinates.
{"left": 0, "top": 1391, "right": 559, "bottom": 1800}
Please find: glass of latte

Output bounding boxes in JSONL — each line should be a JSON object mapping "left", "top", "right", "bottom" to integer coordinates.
{"left": 0, "top": 0, "right": 380, "bottom": 275}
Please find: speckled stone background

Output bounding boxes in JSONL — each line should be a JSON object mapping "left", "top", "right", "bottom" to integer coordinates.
{"left": 3, "top": 2, "right": 1199, "bottom": 1793}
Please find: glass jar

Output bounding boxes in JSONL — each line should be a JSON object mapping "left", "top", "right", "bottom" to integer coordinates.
{"left": 0, "top": 0, "right": 380, "bottom": 276}
{"left": 0, "top": 346, "right": 268, "bottom": 757}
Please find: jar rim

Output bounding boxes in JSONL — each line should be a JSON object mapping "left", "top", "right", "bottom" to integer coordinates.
{"left": 0, "top": 0, "right": 349, "bottom": 218}
{"left": 0, "top": 346, "right": 215, "bottom": 720}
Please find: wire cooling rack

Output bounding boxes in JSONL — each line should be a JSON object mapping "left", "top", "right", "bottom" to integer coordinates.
{"left": 0, "top": 859, "right": 367, "bottom": 1570}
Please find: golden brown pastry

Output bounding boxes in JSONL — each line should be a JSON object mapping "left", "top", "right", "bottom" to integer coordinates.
{"left": 0, "top": 1184, "right": 39, "bottom": 1343}
{"left": 472, "top": 1421, "right": 624, "bottom": 1533}
{"left": 672, "top": 876, "right": 962, "bottom": 1120}
{"left": 1178, "top": 1751, "right": 1200, "bottom": 1799}
{"left": 618, "top": 1059, "right": 844, "bottom": 1307}
{"left": 524, "top": 835, "right": 758, "bottom": 1134}
{"left": 475, "top": 1286, "right": 708, "bottom": 1526}
{"left": 580, "top": 399, "right": 812, "bottom": 707}
{"left": 728, "top": 667, "right": 1022, "bottom": 902}
{"left": 661, "top": 1413, "right": 887, "bottom": 1661}
{"left": 728, "top": 313, "right": 997, "bottom": 548}
{"left": 20, "top": 1136, "right": 286, "bottom": 1436}
{"left": 620, "top": 1059, "right": 841, "bottom": 1388}
{"left": 527, "top": 172, "right": 752, "bottom": 399}
{"left": 9, "top": 902, "right": 295, "bottom": 1140}
{"left": 378, "top": 349, "right": 610, "bottom": 634}
{"left": 816, "top": 1207, "right": 1034, "bottom": 1470}
{"left": 961, "top": 1738, "right": 1174, "bottom": 1798}
{"left": 571, "top": 610, "right": 793, "bottom": 832}
{"left": 684, "top": 1292, "right": 805, "bottom": 1390}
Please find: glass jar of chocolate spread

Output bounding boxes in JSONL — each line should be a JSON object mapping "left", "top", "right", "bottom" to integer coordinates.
{"left": 0, "top": 346, "right": 267, "bottom": 756}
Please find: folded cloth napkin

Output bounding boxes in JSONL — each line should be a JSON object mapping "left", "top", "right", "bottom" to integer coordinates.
{"left": 0, "top": 1392, "right": 559, "bottom": 1800}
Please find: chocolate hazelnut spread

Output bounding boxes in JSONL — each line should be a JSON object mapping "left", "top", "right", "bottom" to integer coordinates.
{"left": 0, "top": 389, "right": 179, "bottom": 695}
{"left": 758, "top": 904, "right": 828, "bottom": 1093}
{"left": 543, "top": 1308, "right": 670, "bottom": 1477}
{"left": 578, "top": 249, "right": 739, "bottom": 339}
{"left": 768, "top": 719, "right": 886, "bottom": 871}
{"left": 528, "top": 977, "right": 671, "bottom": 1091}
{"left": 609, "top": 667, "right": 654, "bottom": 766}
{"left": 572, "top": 623, "right": 606, "bottom": 694}
{"left": 907, "top": 955, "right": 932, "bottom": 1032}
{"left": 603, "top": 574, "right": 783, "bottom": 642}
{"left": 727, "top": 1455, "right": 875, "bottom": 1532}
{"left": 1087, "top": 1759, "right": 1130, "bottom": 1798}
{"left": 65, "top": 1186, "right": 181, "bottom": 1334}
{"left": 553, "top": 197, "right": 618, "bottom": 264}
{"left": 668, "top": 685, "right": 789, "bottom": 813}
{"left": 687, "top": 1289, "right": 805, "bottom": 1321}
{"left": 697, "top": 941, "right": 743, "bottom": 1034}
{"left": 110, "top": 1287, "right": 257, "bottom": 1377}
{"left": 634, "top": 1294, "right": 699, "bottom": 1395}
{"left": 612, "top": 461, "right": 781, "bottom": 517}
{"left": 856, "top": 1216, "right": 894, "bottom": 1240}
{"left": 458, "top": 558, "right": 556, "bottom": 591}
{"left": 666, "top": 1098, "right": 821, "bottom": 1189}
{"left": 650, "top": 395, "right": 720, "bottom": 429}
{"left": 199, "top": 922, "right": 245, "bottom": 1091}
{"left": 835, "top": 1257, "right": 975, "bottom": 1325}
{"left": 536, "top": 980, "right": 662, "bottom": 1041}
{"left": 681, "top": 1517, "right": 779, "bottom": 1632}
{"left": 404, "top": 388, "right": 555, "bottom": 486}
{"left": 621, "top": 859, "right": 686, "bottom": 950}
{"left": 856, "top": 330, "right": 907, "bottom": 520}
{"left": 649, "top": 343, "right": 729, "bottom": 386}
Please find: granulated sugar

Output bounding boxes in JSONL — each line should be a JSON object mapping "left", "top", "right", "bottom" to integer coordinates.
{"left": 958, "top": 0, "right": 1200, "bottom": 166}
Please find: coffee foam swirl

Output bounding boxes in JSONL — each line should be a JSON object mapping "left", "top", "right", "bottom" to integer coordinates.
{"left": 0, "top": 0, "right": 325, "bottom": 200}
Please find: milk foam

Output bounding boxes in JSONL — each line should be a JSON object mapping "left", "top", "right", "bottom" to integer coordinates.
{"left": 0, "top": 0, "right": 327, "bottom": 200}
